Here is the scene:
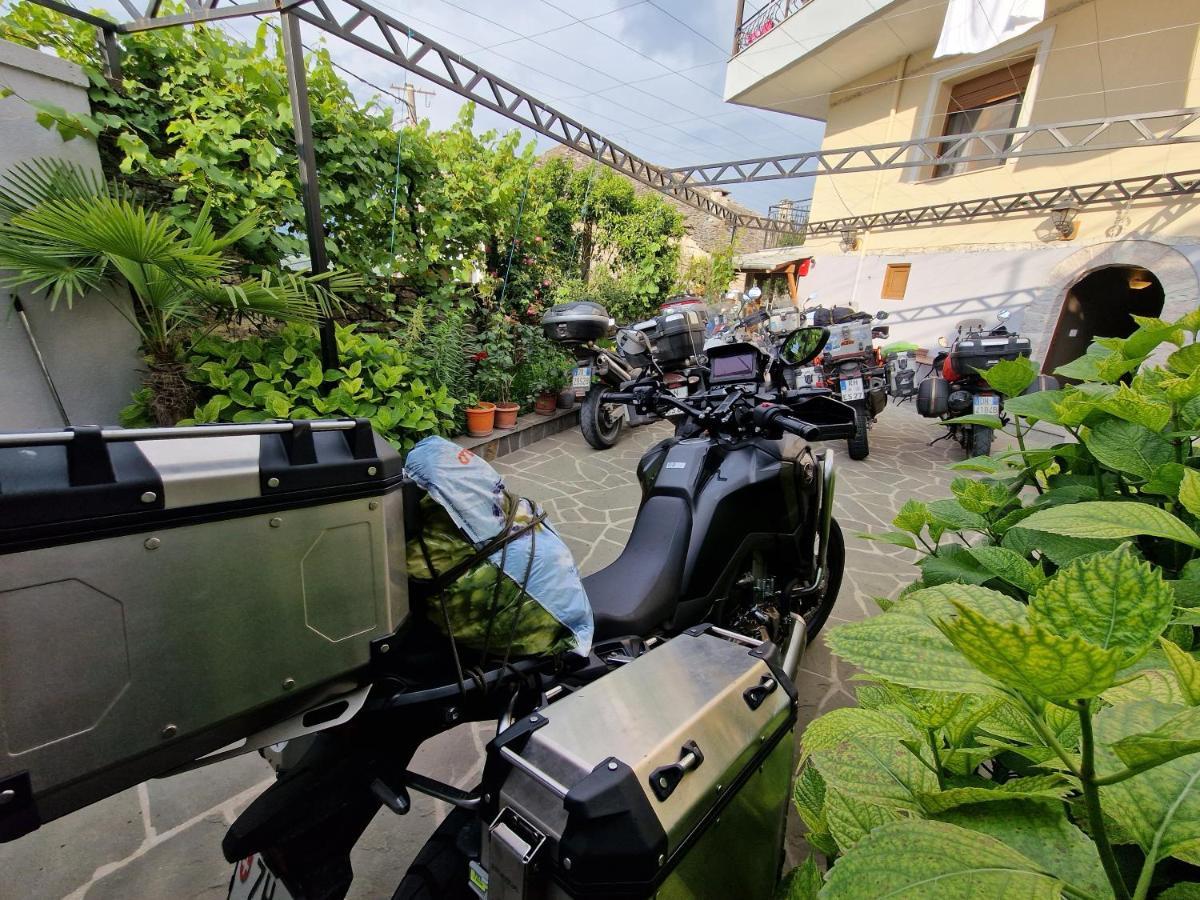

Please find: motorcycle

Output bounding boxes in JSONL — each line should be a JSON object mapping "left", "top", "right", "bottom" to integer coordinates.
{"left": 916, "top": 309, "right": 1051, "bottom": 457}
{"left": 0, "top": 328, "right": 854, "bottom": 900}
{"left": 792, "top": 301, "right": 891, "bottom": 461}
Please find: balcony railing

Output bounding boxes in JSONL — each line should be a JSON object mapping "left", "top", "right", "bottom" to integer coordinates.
{"left": 734, "top": 0, "right": 815, "bottom": 54}
{"left": 768, "top": 199, "right": 811, "bottom": 226}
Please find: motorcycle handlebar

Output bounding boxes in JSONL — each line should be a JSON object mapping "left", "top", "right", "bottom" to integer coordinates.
{"left": 774, "top": 414, "right": 822, "bottom": 441}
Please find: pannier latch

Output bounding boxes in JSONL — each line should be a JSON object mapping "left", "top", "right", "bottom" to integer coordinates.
{"left": 648, "top": 740, "right": 704, "bottom": 801}
{"left": 487, "top": 806, "right": 545, "bottom": 899}
{"left": 743, "top": 675, "right": 778, "bottom": 711}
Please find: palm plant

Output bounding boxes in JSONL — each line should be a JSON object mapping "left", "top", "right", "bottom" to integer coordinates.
{"left": 0, "top": 159, "right": 358, "bottom": 424}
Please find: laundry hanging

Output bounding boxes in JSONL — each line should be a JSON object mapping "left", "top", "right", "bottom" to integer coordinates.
{"left": 934, "top": 0, "right": 1045, "bottom": 58}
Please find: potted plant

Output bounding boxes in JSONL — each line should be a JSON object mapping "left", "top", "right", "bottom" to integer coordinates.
{"left": 464, "top": 393, "right": 495, "bottom": 437}
{"left": 474, "top": 316, "right": 520, "bottom": 429}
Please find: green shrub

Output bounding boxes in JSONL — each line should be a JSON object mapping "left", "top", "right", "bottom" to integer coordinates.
{"left": 788, "top": 312, "right": 1200, "bottom": 899}
{"left": 124, "top": 323, "right": 457, "bottom": 450}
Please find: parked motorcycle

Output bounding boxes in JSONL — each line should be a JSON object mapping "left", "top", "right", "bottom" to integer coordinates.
{"left": 543, "top": 300, "right": 707, "bottom": 450}
{"left": 0, "top": 328, "right": 853, "bottom": 900}
{"left": 792, "top": 302, "right": 891, "bottom": 461}
{"left": 916, "top": 309, "right": 1051, "bottom": 457}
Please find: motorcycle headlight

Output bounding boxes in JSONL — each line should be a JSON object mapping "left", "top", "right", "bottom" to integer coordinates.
{"left": 947, "top": 390, "right": 972, "bottom": 411}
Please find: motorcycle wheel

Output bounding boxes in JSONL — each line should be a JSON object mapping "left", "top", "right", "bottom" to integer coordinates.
{"left": 580, "top": 384, "right": 622, "bottom": 450}
{"left": 969, "top": 424, "right": 993, "bottom": 458}
{"left": 847, "top": 404, "right": 869, "bottom": 460}
{"left": 392, "top": 807, "right": 476, "bottom": 900}
{"left": 801, "top": 518, "right": 845, "bottom": 642}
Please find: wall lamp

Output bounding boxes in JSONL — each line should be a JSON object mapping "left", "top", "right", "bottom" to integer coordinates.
{"left": 1051, "top": 204, "right": 1079, "bottom": 240}
{"left": 839, "top": 226, "right": 860, "bottom": 252}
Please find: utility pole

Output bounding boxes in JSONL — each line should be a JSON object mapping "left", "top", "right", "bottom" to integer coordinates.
{"left": 391, "top": 82, "right": 435, "bottom": 126}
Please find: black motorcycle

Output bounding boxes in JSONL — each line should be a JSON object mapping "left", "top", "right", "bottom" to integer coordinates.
{"left": 228, "top": 327, "right": 853, "bottom": 897}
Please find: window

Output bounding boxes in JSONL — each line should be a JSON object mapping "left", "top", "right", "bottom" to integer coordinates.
{"left": 881, "top": 264, "right": 911, "bottom": 300}
{"left": 933, "top": 58, "right": 1034, "bottom": 178}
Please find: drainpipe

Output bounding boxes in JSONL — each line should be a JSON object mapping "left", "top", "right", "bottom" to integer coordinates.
{"left": 849, "top": 54, "right": 909, "bottom": 309}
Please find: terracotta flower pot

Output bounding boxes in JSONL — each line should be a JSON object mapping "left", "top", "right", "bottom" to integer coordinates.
{"left": 494, "top": 402, "right": 520, "bottom": 430}
{"left": 557, "top": 388, "right": 575, "bottom": 410}
{"left": 534, "top": 391, "right": 557, "bottom": 416}
{"left": 465, "top": 402, "right": 496, "bottom": 437}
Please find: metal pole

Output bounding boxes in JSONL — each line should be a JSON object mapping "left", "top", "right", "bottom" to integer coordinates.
{"left": 280, "top": 9, "right": 339, "bottom": 371}
{"left": 97, "top": 27, "right": 122, "bottom": 83}
{"left": 12, "top": 296, "right": 70, "bottom": 426}
{"left": 731, "top": 0, "right": 746, "bottom": 55}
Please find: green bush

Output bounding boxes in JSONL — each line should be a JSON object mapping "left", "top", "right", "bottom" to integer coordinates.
{"left": 124, "top": 323, "right": 457, "bottom": 450}
{"left": 788, "top": 312, "right": 1200, "bottom": 899}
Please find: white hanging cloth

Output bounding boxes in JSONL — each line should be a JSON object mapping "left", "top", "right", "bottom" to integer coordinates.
{"left": 934, "top": 0, "right": 1045, "bottom": 58}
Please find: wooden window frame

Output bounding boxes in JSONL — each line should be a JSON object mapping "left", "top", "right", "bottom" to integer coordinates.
{"left": 881, "top": 263, "right": 911, "bottom": 301}
{"left": 932, "top": 57, "right": 1034, "bottom": 179}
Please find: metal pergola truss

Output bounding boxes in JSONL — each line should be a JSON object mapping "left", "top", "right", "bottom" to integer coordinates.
{"left": 804, "top": 169, "right": 1200, "bottom": 237}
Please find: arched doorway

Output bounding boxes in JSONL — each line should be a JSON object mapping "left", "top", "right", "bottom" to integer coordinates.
{"left": 1042, "top": 265, "right": 1165, "bottom": 374}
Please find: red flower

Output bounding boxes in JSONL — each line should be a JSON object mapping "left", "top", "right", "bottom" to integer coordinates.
{"left": 473, "top": 350, "right": 488, "bottom": 361}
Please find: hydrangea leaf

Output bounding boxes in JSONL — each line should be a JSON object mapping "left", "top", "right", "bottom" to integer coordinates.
{"left": 1103, "top": 669, "right": 1187, "bottom": 706}
{"left": 826, "top": 585, "right": 1024, "bottom": 696}
{"left": 1159, "top": 884, "right": 1200, "bottom": 900}
{"left": 951, "top": 477, "right": 1014, "bottom": 514}
{"left": 801, "top": 707, "right": 918, "bottom": 761}
{"left": 893, "top": 499, "right": 931, "bottom": 535}
{"left": 1002, "top": 526, "right": 1121, "bottom": 566}
{"left": 1098, "top": 383, "right": 1173, "bottom": 432}
{"left": 927, "top": 498, "right": 988, "bottom": 531}
{"left": 1082, "top": 417, "right": 1175, "bottom": 479}
{"left": 982, "top": 356, "right": 1039, "bottom": 397}
{"left": 777, "top": 857, "right": 823, "bottom": 900}
{"left": 919, "top": 545, "right": 993, "bottom": 587}
{"left": 810, "top": 732, "right": 938, "bottom": 812}
{"left": 820, "top": 820, "right": 1066, "bottom": 899}
{"left": 916, "top": 775, "right": 1074, "bottom": 815}
{"left": 1161, "top": 637, "right": 1200, "bottom": 706}
{"left": 792, "top": 760, "right": 827, "bottom": 833}
{"left": 1002, "top": 389, "right": 1068, "bottom": 424}
{"left": 1109, "top": 704, "right": 1200, "bottom": 769}
{"left": 932, "top": 799, "right": 1109, "bottom": 899}
{"left": 938, "top": 602, "right": 1124, "bottom": 703}
{"left": 1094, "top": 699, "right": 1200, "bottom": 863}
{"left": 1180, "top": 468, "right": 1200, "bottom": 519}
{"left": 1029, "top": 544, "right": 1174, "bottom": 662}
{"left": 857, "top": 529, "right": 917, "bottom": 551}
{"left": 824, "top": 786, "right": 902, "bottom": 851}
{"left": 1143, "top": 462, "right": 1187, "bottom": 498}
{"left": 1016, "top": 501, "right": 1200, "bottom": 549}
{"left": 968, "top": 545, "right": 1044, "bottom": 593}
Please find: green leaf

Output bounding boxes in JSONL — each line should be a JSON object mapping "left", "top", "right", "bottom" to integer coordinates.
{"left": 1016, "top": 501, "right": 1200, "bottom": 549}
{"left": 776, "top": 857, "right": 823, "bottom": 900}
{"left": 893, "top": 499, "right": 930, "bottom": 535}
{"left": 967, "top": 545, "right": 1044, "bottom": 593}
{"left": 1001, "top": 389, "right": 1068, "bottom": 424}
{"left": 826, "top": 585, "right": 1024, "bottom": 696}
{"left": 1083, "top": 417, "right": 1175, "bottom": 479}
{"left": 1180, "top": 468, "right": 1200, "bottom": 518}
{"left": 1109, "top": 704, "right": 1200, "bottom": 769}
{"left": 1029, "top": 544, "right": 1174, "bottom": 662}
{"left": 916, "top": 775, "right": 1074, "bottom": 814}
{"left": 1002, "top": 526, "right": 1121, "bottom": 566}
{"left": 1161, "top": 637, "right": 1200, "bottom": 706}
{"left": 919, "top": 545, "right": 993, "bottom": 586}
{"left": 802, "top": 706, "right": 919, "bottom": 760}
{"left": 792, "top": 760, "right": 827, "bottom": 833}
{"left": 857, "top": 530, "right": 917, "bottom": 551}
{"left": 927, "top": 498, "right": 988, "bottom": 532}
{"left": 1168, "top": 343, "right": 1200, "bottom": 375}
{"left": 1103, "top": 668, "right": 1187, "bottom": 706}
{"left": 1095, "top": 699, "right": 1200, "bottom": 863}
{"left": 950, "top": 477, "right": 1013, "bottom": 514}
{"left": 982, "top": 357, "right": 1038, "bottom": 397}
{"left": 1159, "top": 885, "right": 1200, "bottom": 900}
{"left": 1143, "top": 462, "right": 1187, "bottom": 498}
{"left": 820, "top": 820, "right": 1067, "bottom": 899}
{"left": 942, "top": 414, "right": 1003, "bottom": 429}
{"left": 938, "top": 602, "right": 1124, "bottom": 703}
{"left": 824, "top": 787, "right": 902, "bottom": 850}
{"left": 1098, "top": 383, "right": 1173, "bottom": 432}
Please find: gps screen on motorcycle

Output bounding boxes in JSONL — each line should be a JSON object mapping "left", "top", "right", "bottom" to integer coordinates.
{"left": 707, "top": 345, "right": 760, "bottom": 385}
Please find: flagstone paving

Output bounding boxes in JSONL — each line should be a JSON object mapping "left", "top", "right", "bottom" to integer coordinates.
{"left": 1, "top": 405, "right": 982, "bottom": 897}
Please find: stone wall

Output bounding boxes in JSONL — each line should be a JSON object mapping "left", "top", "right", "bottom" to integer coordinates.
{"left": 0, "top": 39, "right": 142, "bottom": 429}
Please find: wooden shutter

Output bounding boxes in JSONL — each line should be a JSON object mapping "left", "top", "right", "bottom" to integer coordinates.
{"left": 881, "top": 264, "right": 911, "bottom": 300}
{"left": 947, "top": 58, "right": 1035, "bottom": 113}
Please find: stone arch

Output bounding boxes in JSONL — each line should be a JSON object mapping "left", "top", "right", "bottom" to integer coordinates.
{"left": 1021, "top": 239, "right": 1199, "bottom": 362}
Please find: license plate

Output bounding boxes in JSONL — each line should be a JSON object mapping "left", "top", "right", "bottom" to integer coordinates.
{"left": 228, "top": 854, "right": 294, "bottom": 900}
{"left": 973, "top": 394, "right": 1001, "bottom": 416}
{"left": 839, "top": 377, "right": 865, "bottom": 402}
{"left": 572, "top": 367, "right": 592, "bottom": 390}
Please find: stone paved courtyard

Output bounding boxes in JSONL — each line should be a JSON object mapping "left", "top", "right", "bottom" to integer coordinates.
{"left": 1, "top": 405, "right": 980, "bottom": 898}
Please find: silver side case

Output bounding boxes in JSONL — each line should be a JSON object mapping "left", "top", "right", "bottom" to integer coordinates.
{"left": 483, "top": 628, "right": 795, "bottom": 899}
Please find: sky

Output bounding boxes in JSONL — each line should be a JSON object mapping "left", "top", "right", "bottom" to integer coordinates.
{"left": 86, "top": 0, "right": 826, "bottom": 214}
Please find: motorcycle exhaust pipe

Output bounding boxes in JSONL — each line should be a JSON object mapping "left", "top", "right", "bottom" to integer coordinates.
{"left": 782, "top": 613, "right": 807, "bottom": 683}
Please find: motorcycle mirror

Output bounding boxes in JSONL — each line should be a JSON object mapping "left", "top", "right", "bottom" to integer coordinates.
{"left": 937, "top": 336, "right": 949, "bottom": 348}
{"left": 875, "top": 310, "right": 889, "bottom": 321}
{"left": 780, "top": 327, "right": 829, "bottom": 366}
{"left": 997, "top": 309, "right": 1012, "bottom": 321}
{"left": 745, "top": 286, "right": 763, "bottom": 301}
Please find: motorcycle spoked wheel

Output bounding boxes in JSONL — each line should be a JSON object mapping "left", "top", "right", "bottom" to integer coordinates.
{"left": 580, "top": 384, "right": 623, "bottom": 450}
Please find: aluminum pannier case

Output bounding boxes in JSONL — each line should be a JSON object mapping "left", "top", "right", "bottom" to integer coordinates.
{"left": 885, "top": 350, "right": 919, "bottom": 398}
{"left": 824, "top": 320, "right": 873, "bottom": 362}
{"left": 481, "top": 626, "right": 796, "bottom": 898}
{"left": 0, "top": 419, "right": 408, "bottom": 841}
{"left": 542, "top": 302, "right": 614, "bottom": 345}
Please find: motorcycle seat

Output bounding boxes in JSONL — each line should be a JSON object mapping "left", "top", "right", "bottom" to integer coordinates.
{"left": 583, "top": 495, "right": 691, "bottom": 640}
